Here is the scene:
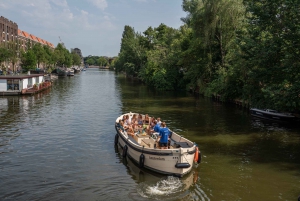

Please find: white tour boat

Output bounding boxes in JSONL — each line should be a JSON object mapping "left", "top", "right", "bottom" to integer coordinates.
{"left": 114, "top": 112, "right": 201, "bottom": 177}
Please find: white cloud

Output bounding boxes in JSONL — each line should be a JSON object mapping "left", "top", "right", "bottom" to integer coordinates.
{"left": 63, "top": 8, "right": 74, "bottom": 20}
{"left": 0, "top": 3, "right": 9, "bottom": 9}
{"left": 88, "top": 0, "right": 108, "bottom": 10}
{"left": 81, "top": 10, "right": 89, "bottom": 15}
{"left": 50, "top": 0, "right": 68, "bottom": 7}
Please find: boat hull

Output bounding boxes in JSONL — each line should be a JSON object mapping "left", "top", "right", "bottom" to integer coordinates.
{"left": 56, "top": 68, "right": 67, "bottom": 76}
{"left": 250, "top": 108, "right": 298, "bottom": 123}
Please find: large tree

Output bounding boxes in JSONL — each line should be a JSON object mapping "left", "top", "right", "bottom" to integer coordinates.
{"left": 181, "top": 0, "right": 246, "bottom": 95}
{"left": 239, "top": 0, "right": 300, "bottom": 111}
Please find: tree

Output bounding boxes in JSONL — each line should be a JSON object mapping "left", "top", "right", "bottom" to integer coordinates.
{"left": 239, "top": 0, "right": 300, "bottom": 111}
{"left": 72, "top": 52, "right": 81, "bottom": 66}
{"left": 32, "top": 43, "right": 46, "bottom": 69}
{"left": 98, "top": 56, "right": 108, "bottom": 66}
{"left": 86, "top": 58, "right": 95, "bottom": 66}
{"left": 20, "top": 49, "right": 37, "bottom": 72}
{"left": 0, "top": 45, "right": 11, "bottom": 73}
{"left": 181, "top": 0, "right": 246, "bottom": 95}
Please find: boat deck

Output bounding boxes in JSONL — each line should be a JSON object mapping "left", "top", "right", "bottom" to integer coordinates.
{"left": 126, "top": 133, "right": 187, "bottom": 149}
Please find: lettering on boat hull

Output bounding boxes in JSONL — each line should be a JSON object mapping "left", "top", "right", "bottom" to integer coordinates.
{"left": 149, "top": 156, "right": 165, "bottom": 161}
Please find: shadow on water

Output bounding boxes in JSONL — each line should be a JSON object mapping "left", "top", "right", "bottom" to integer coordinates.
{"left": 114, "top": 144, "right": 209, "bottom": 201}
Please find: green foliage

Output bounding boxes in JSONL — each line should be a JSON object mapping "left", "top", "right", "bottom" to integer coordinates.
{"left": 237, "top": 0, "right": 300, "bottom": 111}
{"left": 20, "top": 49, "right": 37, "bottom": 71}
{"left": 86, "top": 58, "right": 95, "bottom": 65}
{"left": 72, "top": 52, "right": 81, "bottom": 66}
{"left": 98, "top": 56, "right": 108, "bottom": 66}
{"left": 32, "top": 43, "right": 46, "bottom": 68}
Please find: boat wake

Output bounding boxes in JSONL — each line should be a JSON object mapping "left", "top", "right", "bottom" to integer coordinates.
{"left": 137, "top": 176, "right": 184, "bottom": 199}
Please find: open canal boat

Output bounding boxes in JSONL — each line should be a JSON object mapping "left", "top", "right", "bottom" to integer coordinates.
{"left": 114, "top": 112, "right": 201, "bottom": 177}
{"left": 250, "top": 108, "right": 298, "bottom": 123}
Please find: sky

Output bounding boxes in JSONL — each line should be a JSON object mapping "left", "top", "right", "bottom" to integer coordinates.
{"left": 0, "top": 0, "right": 186, "bottom": 57}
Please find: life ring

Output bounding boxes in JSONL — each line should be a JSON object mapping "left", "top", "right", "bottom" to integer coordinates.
{"left": 194, "top": 147, "right": 200, "bottom": 163}
{"left": 139, "top": 153, "right": 145, "bottom": 168}
{"left": 114, "top": 133, "right": 118, "bottom": 146}
{"left": 122, "top": 145, "right": 128, "bottom": 157}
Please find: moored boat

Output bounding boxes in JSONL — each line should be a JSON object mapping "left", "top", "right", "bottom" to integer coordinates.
{"left": 56, "top": 67, "right": 67, "bottom": 76}
{"left": 67, "top": 68, "right": 75, "bottom": 76}
{"left": 114, "top": 112, "right": 201, "bottom": 177}
{"left": 250, "top": 108, "right": 298, "bottom": 123}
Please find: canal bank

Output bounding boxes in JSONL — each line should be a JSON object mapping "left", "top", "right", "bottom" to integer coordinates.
{"left": 0, "top": 68, "right": 299, "bottom": 200}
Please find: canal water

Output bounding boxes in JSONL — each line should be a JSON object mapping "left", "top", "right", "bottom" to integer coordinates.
{"left": 0, "top": 68, "right": 299, "bottom": 201}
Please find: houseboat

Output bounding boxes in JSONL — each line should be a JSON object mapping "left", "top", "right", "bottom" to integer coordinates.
{"left": 0, "top": 74, "right": 49, "bottom": 96}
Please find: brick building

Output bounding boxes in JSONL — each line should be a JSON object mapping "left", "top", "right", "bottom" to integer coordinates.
{"left": 0, "top": 16, "right": 54, "bottom": 50}
{"left": 0, "top": 16, "right": 55, "bottom": 72}
{"left": 0, "top": 16, "right": 18, "bottom": 45}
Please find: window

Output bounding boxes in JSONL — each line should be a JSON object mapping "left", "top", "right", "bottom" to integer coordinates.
{"left": 36, "top": 77, "right": 39, "bottom": 83}
{"left": 28, "top": 78, "right": 32, "bottom": 88}
{"left": 7, "top": 79, "right": 13, "bottom": 90}
{"left": 7, "top": 79, "right": 19, "bottom": 90}
{"left": 13, "top": 79, "right": 19, "bottom": 90}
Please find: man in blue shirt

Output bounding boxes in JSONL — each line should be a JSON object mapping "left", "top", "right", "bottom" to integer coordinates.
{"left": 156, "top": 122, "right": 170, "bottom": 149}
{"left": 153, "top": 120, "right": 161, "bottom": 132}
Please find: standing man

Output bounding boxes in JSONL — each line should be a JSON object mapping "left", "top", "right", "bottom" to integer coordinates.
{"left": 156, "top": 122, "right": 170, "bottom": 149}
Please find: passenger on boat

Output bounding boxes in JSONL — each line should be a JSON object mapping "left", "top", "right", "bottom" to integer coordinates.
{"left": 156, "top": 122, "right": 170, "bottom": 149}
{"left": 149, "top": 120, "right": 159, "bottom": 134}
{"left": 118, "top": 120, "right": 125, "bottom": 132}
{"left": 131, "top": 114, "right": 139, "bottom": 132}
{"left": 126, "top": 127, "right": 135, "bottom": 137}
{"left": 142, "top": 114, "right": 150, "bottom": 133}
{"left": 137, "top": 114, "right": 143, "bottom": 127}
{"left": 156, "top": 117, "right": 161, "bottom": 126}
{"left": 143, "top": 114, "right": 150, "bottom": 125}
{"left": 120, "top": 120, "right": 135, "bottom": 137}
{"left": 125, "top": 115, "right": 131, "bottom": 126}
{"left": 122, "top": 119, "right": 131, "bottom": 130}
{"left": 147, "top": 117, "right": 155, "bottom": 133}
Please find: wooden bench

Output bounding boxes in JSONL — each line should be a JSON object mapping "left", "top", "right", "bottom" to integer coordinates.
{"left": 142, "top": 138, "right": 153, "bottom": 148}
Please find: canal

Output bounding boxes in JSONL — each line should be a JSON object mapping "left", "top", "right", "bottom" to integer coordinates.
{"left": 0, "top": 68, "right": 299, "bottom": 200}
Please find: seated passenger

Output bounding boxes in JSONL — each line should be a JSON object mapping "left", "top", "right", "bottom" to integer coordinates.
{"left": 131, "top": 114, "right": 139, "bottom": 132}
{"left": 118, "top": 120, "right": 125, "bottom": 132}
{"left": 156, "top": 122, "right": 170, "bottom": 149}
{"left": 143, "top": 114, "right": 150, "bottom": 125}
{"left": 156, "top": 117, "right": 162, "bottom": 126}
{"left": 137, "top": 114, "right": 143, "bottom": 127}
{"left": 126, "top": 126, "right": 135, "bottom": 137}
{"left": 124, "top": 115, "right": 131, "bottom": 126}
{"left": 149, "top": 120, "right": 157, "bottom": 134}
{"left": 146, "top": 117, "right": 155, "bottom": 133}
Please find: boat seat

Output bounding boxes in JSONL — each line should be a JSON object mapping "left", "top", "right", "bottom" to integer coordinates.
{"left": 173, "top": 142, "right": 190, "bottom": 148}
{"left": 142, "top": 139, "right": 153, "bottom": 147}
{"left": 128, "top": 135, "right": 140, "bottom": 146}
